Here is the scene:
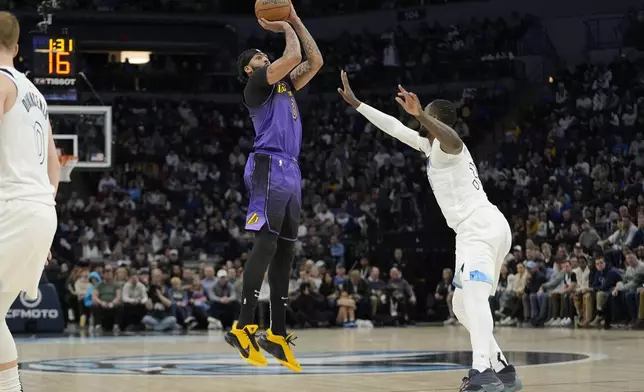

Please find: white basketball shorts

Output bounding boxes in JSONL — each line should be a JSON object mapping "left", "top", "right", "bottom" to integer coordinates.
{"left": 453, "top": 205, "right": 512, "bottom": 296}
{"left": 0, "top": 200, "right": 57, "bottom": 299}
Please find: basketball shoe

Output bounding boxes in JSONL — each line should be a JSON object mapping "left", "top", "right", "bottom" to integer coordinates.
{"left": 459, "top": 369, "right": 505, "bottom": 392}
{"left": 224, "top": 322, "right": 267, "bottom": 367}
{"left": 257, "top": 329, "right": 301, "bottom": 372}
{"left": 496, "top": 365, "right": 523, "bottom": 392}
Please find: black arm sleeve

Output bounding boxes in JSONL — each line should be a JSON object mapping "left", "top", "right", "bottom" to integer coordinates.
{"left": 243, "top": 66, "right": 274, "bottom": 108}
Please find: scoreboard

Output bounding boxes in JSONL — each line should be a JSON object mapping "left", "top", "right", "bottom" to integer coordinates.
{"left": 31, "top": 35, "right": 78, "bottom": 101}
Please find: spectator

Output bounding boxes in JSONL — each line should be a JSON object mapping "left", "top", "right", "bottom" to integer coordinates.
{"left": 142, "top": 268, "right": 176, "bottom": 331}
{"left": 167, "top": 277, "right": 197, "bottom": 329}
{"left": 387, "top": 267, "right": 416, "bottom": 324}
{"left": 319, "top": 272, "right": 338, "bottom": 314}
{"left": 188, "top": 276, "right": 218, "bottom": 330}
{"left": 208, "top": 269, "right": 239, "bottom": 329}
{"left": 579, "top": 220, "right": 601, "bottom": 250}
{"left": 91, "top": 266, "right": 122, "bottom": 332}
{"left": 429, "top": 268, "right": 454, "bottom": 324}
{"left": 499, "top": 262, "right": 529, "bottom": 326}
{"left": 333, "top": 264, "right": 347, "bottom": 288}
{"left": 290, "top": 273, "right": 333, "bottom": 328}
{"left": 329, "top": 236, "right": 346, "bottom": 267}
{"left": 545, "top": 260, "right": 575, "bottom": 327}
{"left": 492, "top": 264, "right": 515, "bottom": 322}
{"left": 524, "top": 261, "right": 547, "bottom": 325}
{"left": 367, "top": 267, "right": 387, "bottom": 318}
{"left": 121, "top": 272, "right": 148, "bottom": 330}
{"left": 201, "top": 266, "right": 217, "bottom": 294}
{"left": 572, "top": 256, "right": 592, "bottom": 326}
{"left": 618, "top": 253, "right": 644, "bottom": 327}
{"left": 357, "top": 257, "right": 371, "bottom": 280}
{"left": 73, "top": 269, "right": 92, "bottom": 329}
{"left": 589, "top": 257, "right": 623, "bottom": 328}
{"left": 345, "top": 269, "right": 369, "bottom": 320}
{"left": 336, "top": 289, "right": 357, "bottom": 328}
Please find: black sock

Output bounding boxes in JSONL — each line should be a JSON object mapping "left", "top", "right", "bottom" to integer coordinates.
{"left": 268, "top": 238, "right": 295, "bottom": 337}
{"left": 237, "top": 227, "right": 279, "bottom": 329}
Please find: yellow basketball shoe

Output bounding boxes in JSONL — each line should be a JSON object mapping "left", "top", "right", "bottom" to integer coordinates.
{"left": 257, "top": 329, "right": 301, "bottom": 372}
{"left": 224, "top": 322, "right": 267, "bottom": 367}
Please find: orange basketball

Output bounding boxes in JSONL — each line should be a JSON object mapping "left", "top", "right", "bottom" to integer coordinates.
{"left": 255, "top": 0, "right": 291, "bottom": 22}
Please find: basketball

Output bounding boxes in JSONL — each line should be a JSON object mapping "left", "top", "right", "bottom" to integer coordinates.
{"left": 255, "top": 0, "right": 291, "bottom": 21}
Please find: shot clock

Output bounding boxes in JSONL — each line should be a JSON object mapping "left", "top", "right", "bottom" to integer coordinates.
{"left": 31, "top": 34, "right": 78, "bottom": 101}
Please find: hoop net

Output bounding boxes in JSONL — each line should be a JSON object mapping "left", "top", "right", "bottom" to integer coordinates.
{"left": 59, "top": 155, "right": 78, "bottom": 183}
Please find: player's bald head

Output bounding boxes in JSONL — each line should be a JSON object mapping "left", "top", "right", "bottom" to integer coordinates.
{"left": 425, "top": 99, "right": 457, "bottom": 127}
{"left": 0, "top": 11, "right": 19, "bottom": 54}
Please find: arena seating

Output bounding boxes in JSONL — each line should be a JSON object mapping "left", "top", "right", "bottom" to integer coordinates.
{"left": 31, "top": 8, "right": 643, "bottom": 332}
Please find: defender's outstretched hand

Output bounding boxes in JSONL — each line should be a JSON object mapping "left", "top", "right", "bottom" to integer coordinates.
{"left": 337, "top": 70, "right": 361, "bottom": 108}
{"left": 258, "top": 18, "right": 290, "bottom": 33}
{"left": 395, "top": 85, "right": 422, "bottom": 116}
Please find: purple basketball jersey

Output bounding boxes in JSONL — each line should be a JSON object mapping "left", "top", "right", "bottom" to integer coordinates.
{"left": 247, "top": 79, "right": 302, "bottom": 158}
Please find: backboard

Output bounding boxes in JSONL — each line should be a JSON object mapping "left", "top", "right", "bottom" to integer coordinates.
{"left": 50, "top": 106, "right": 112, "bottom": 169}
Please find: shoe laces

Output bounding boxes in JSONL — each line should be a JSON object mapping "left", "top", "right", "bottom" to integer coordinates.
{"left": 458, "top": 376, "right": 470, "bottom": 392}
{"left": 284, "top": 334, "right": 297, "bottom": 347}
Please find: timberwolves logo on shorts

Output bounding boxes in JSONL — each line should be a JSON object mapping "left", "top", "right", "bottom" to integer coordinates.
{"left": 19, "top": 350, "right": 591, "bottom": 376}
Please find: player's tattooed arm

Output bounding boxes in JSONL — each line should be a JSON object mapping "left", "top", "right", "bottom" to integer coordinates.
{"left": 259, "top": 19, "right": 302, "bottom": 85}
{"left": 395, "top": 85, "right": 463, "bottom": 155}
{"left": 288, "top": 4, "right": 324, "bottom": 90}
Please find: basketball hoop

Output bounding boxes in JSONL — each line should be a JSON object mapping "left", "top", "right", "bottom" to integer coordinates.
{"left": 59, "top": 155, "right": 78, "bottom": 183}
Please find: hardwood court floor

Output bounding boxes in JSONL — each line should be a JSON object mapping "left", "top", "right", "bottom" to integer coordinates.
{"left": 15, "top": 326, "right": 644, "bottom": 392}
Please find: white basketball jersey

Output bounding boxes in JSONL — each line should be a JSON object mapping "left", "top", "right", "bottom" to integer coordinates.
{"left": 422, "top": 139, "right": 492, "bottom": 230}
{"left": 0, "top": 67, "right": 55, "bottom": 205}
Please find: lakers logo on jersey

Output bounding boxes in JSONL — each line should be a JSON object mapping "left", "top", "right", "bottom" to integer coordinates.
{"left": 247, "top": 212, "right": 260, "bottom": 225}
{"left": 277, "top": 82, "right": 298, "bottom": 120}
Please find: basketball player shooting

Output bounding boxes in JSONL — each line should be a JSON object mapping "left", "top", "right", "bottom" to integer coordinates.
{"left": 226, "top": 3, "right": 322, "bottom": 373}
{"left": 338, "top": 71, "right": 522, "bottom": 392}
{"left": 0, "top": 11, "right": 59, "bottom": 392}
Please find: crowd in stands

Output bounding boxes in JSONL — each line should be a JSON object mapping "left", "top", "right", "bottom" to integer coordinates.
{"left": 47, "top": 77, "right": 505, "bottom": 330}
{"left": 18, "top": 0, "right": 640, "bottom": 332}
{"left": 5, "top": 0, "right": 490, "bottom": 17}
{"left": 79, "top": 16, "right": 525, "bottom": 94}
{"left": 430, "top": 58, "right": 644, "bottom": 329}
{"left": 47, "top": 256, "right": 422, "bottom": 331}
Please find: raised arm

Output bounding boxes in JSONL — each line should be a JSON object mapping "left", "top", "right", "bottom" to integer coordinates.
{"left": 396, "top": 86, "right": 463, "bottom": 154}
{"left": 258, "top": 19, "right": 302, "bottom": 85}
{"left": 337, "top": 71, "right": 428, "bottom": 153}
{"left": 287, "top": 5, "right": 323, "bottom": 90}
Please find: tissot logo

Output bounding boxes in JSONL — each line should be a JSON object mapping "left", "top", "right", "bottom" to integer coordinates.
{"left": 19, "top": 350, "right": 590, "bottom": 376}
{"left": 33, "top": 77, "right": 77, "bottom": 86}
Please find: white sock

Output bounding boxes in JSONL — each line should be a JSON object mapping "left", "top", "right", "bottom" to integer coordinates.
{"left": 462, "top": 280, "right": 495, "bottom": 372}
{"left": 489, "top": 345, "right": 509, "bottom": 372}
{"left": 0, "top": 367, "right": 21, "bottom": 392}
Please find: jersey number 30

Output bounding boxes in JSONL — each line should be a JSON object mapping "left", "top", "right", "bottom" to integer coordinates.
{"left": 469, "top": 162, "right": 481, "bottom": 190}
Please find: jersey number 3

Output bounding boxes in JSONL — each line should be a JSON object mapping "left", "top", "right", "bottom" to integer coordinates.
{"left": 33, "top": 121, "right": 45, "bottom": 165}
{"left": 469, "top": 162, "right": 481, "bottom": 190}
